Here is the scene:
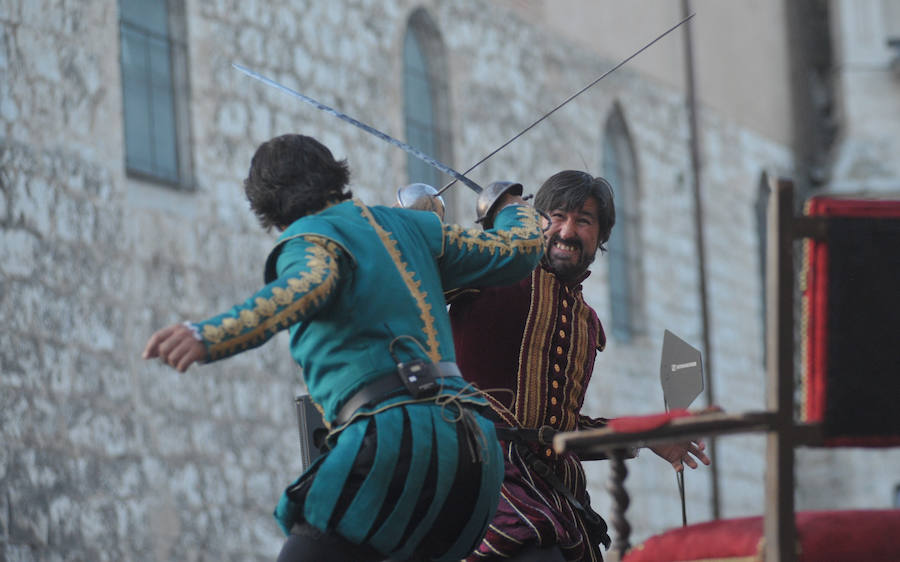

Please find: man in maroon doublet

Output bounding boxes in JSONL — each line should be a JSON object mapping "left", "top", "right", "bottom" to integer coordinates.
{"left": 451, "top": 171, "right": 709, "bottom": 562}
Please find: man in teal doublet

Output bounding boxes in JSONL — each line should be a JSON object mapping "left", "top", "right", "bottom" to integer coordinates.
{"left": 143, "top": 134, "right": 545, "bottom": 561}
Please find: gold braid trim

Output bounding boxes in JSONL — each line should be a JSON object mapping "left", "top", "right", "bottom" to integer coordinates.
{"left": 203, "top": 241, "right": 339, "bottom": 359}
{"left": 355, "top": 200, "right": 441, "bottom": 362}
{"left": 563, "top": 294, "right": 591, "bottom": 431}
{"left": 445, "top": 205, "right": 544, "bottom": 255}
{"left": 515, "top": 268, "right": 555, "bottom": 426}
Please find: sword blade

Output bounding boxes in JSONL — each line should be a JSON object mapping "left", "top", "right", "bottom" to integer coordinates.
{"left": 232, "top": 63, "right": 483, "bottom": 194}
{"left": 436, "top": 12, "right": 695, "bottom": 196}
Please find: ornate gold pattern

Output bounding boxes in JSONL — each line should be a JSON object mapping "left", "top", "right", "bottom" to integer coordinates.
{"left": 445, "top": 205, "right": 544, "bottom": 255}
{"left": 516, "top": 268, "right": 555, "bottom": 427}
{"left": 203, "top": 240, "right": 340, "bottom": 360}
{"left": 564, "top": 294, "right": 591, "bottom": 431}
{"left": 513, "top": 268, "right": 593, "bottom": 432}
{"left": 355, "top": 199, "right": 442, "bottom": 362}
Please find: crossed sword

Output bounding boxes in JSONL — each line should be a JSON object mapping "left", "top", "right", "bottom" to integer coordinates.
{"left": 232, "top": 13, "right": 694, "bottom": 199}
{"left": 234, "top": 10, "right": 699, "bottom": 527}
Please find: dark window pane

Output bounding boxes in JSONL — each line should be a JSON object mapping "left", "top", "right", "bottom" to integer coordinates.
{"left": 403, "top": 28, "right": 439, "bottom": 188}
{"left": 119, "top": 0, "right": 180, "bottom": 184}
{"left": 120, "top": 0, "right": 168, "bottom": 36}
{"left": 603, "top": 108, "right": 637, "bottom": 342}
{"left": 148, "top": 38, "right": 178, "bottom": 181}
{"left": 608, "top": 227, "right": 632, "bottom": 341}
{"left": 121, "top": 27, "right": 152, "bottom": 173}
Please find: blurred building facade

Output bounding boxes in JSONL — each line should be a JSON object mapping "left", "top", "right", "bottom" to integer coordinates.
{"left": 1, "top": 0, "right": 897, "bottom": 559}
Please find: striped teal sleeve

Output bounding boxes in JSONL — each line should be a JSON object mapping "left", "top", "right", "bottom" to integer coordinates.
{"left": 439, "top": 204, "right": 545, "bottom": 290}
{"left": 192, "top": 236, "right": 342, "bottom": 362}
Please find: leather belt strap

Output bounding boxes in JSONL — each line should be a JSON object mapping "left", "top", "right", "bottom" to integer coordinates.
{"left": 517, "top": 444, "right": 611, "bottom": 549}
{"left": 494, "top": 425, "right": 558, "bottom": 445}
{"left": 334, "top": 361, "right": 462, "bottom": 426}
{"left": 495, "top": 425, "right": 631, "bottom": 460}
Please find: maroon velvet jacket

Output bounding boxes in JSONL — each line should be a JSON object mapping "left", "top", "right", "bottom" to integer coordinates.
{"left": 450, "top": 263, "right": 608, "bottom": 437}
{"left": 450, "top": 263, "right": 611, "bottom": 560}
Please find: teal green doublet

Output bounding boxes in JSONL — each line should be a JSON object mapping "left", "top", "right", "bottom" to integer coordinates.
{"left": 192, "top": 199, "right": 544, "bottom": 559}
{"left": 276, "top": 379, "right": 505, "bottom": 560}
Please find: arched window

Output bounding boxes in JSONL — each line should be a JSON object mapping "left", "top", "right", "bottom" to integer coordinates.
{"left": 402, "top": 9, "right": 459, "bottom": 220}
{"left": 602, "top": 104, "right": 641, "bottom": 342}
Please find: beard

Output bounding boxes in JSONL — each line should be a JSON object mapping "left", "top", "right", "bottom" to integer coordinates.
{"left": 543, "top": 233, "right": 597, "bottom": 281}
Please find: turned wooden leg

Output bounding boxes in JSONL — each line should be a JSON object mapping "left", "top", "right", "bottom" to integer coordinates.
{"left": 606, "top": 448, "right": 631, "bottom": 559}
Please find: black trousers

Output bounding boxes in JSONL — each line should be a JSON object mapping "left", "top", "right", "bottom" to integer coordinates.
{"left": 276, "top": 522, "right": 387, "bottom": 562}
{"left": 276, "top": 525, "right": 567, "bottom": 562}
{"left": 507, "top": 544, "right": 567, "bottom": 562}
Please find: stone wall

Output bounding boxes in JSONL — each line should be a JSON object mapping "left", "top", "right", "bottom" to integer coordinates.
{"left": 6, "top": 1, "right": 892, "bottom": 560}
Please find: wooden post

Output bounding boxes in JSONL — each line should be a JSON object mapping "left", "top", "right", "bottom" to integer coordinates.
{"left": 764, "top": 177, "right": 797, "bottom": 561}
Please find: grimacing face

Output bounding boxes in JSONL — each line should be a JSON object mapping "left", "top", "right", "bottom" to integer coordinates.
{"left": 541, "top": 196, "right": 601, "bottom": 280}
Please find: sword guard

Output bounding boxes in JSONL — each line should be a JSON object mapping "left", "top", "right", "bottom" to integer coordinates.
{"left": 475, "top": 181, "right": 524, "bottom": 229}
{"left": 396, "top": 183, "right": 446, "bottom": 220}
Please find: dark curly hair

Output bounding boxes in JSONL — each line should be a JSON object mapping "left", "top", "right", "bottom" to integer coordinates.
{"left": 533, "top": 170, "right": 616, "bottom": 252}
{"left": 243, "top": 134, "right": 352, "bottom": 231}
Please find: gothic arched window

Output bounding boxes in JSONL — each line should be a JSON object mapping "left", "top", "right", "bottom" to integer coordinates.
{"left": 602, "top": 104, "right": 642, "bottom": 342}
{"left": 402, "top": 9, "right": 459, "bottom": 220}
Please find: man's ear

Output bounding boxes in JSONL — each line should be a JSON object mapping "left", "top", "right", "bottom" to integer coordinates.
{"left": 597, "top": 232, "right": 611, "bottom": 252}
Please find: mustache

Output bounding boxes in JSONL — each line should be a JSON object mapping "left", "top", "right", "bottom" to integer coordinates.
{"left": 548, "top": 234, "right": 583, "bottom": 251}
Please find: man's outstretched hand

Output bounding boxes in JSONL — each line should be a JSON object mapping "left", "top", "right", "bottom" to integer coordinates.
{"left": 142, "top": 323, "right": 207, "bottom": 373}
{"left": 650, "top": 440, "right": 711, "bottom": 472}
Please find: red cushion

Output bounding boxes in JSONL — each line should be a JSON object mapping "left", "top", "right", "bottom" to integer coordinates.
{"left": 607, "top": 410, "right": 693, "bottom": 433}
{"left": 624, "top": 510, "right": 900, "bottom": 562}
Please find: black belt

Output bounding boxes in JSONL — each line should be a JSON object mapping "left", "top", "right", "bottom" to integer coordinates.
{"left": 334, "top": 361, "right": 462, "bottom": 426}
{"left": 494, "top": 425, "right": 558, "bottom": 445}
{"left": 517, "top": 444, "right": 611, "bottom": 550}
{"left": 494, "top": 425, "right": 629, "bottom": 460}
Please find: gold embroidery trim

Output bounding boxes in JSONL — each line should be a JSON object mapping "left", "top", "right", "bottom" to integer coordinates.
{"left": 203, "top": 241, "right": 340, "bottom": 359}
{"left": 274, "top": 232, "right": 356, "bottom": 270}
{"left": 355, "top": 199, "right": 441, "bottom": 362}
{"left": 444, "top": 205, "right": 544, "bottom": 255}
{"left": 564, "top": 294, "right": 591, "bottom": 431}
{"left": 516, "top": 268, "right": 555, "bottom": 426}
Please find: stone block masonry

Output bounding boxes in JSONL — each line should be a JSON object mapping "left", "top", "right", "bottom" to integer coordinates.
{"left": 9, "top": 0, "right": 894, "bottom": 559}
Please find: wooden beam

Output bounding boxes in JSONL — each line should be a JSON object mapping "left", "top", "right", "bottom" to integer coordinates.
{"left": 764, "top": 177, "right": 797, "bottom": 562}
{"left": 554, "top": 412, "right": 776, "bottom": 459}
